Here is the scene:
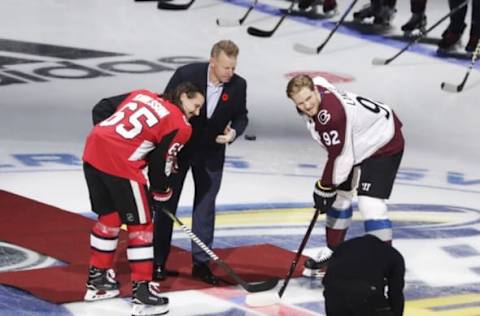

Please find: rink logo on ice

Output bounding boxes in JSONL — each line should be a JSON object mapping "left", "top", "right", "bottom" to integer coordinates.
{"left": 284, "top": 71, "right": 354, "bottom": 84}
{"left": 0, "top": 38, "right": 204, "bottom": 86}
{"left": 0, "top": 242, "right": 61, "bottom": 272}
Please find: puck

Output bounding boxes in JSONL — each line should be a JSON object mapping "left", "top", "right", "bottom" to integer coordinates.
{"left": 244, "top": 134, "right": 256, "bottom": 141}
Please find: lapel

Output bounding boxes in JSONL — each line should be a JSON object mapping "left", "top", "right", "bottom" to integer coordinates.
{"left": 198, "top": 64, "right": 209, "bottom": 120}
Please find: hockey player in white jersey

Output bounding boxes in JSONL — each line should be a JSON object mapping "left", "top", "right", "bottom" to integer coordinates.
{"left": 286, "top": 74, "right": 404, "bottom": 278}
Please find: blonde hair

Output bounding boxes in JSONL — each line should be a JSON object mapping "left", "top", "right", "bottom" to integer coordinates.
{"left": 286, "top": 74, "right": 315, "bottom": 98}
{"left": 210, "top": 40, "right": 239, "bottom": 58}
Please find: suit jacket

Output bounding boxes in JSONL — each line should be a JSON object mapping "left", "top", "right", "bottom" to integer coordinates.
{"left": 164, "top": 62, "right": 249, "bottom": 170}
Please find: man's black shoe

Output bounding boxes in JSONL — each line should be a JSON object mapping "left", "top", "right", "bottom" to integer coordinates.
{"left": 153, "top": 264, "right": 179, "bottom": 281}
{"left": 192, "top": 263, "right": 219, "bottom": 285}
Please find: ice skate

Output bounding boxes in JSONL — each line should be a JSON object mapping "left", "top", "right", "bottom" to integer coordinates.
{"left": 373, "top": 6, "right": 396, "bottom": 27}
{"left": 401, "top": 13, "right": 427, "bottom": 36}
{"left": 437, "top": 30, "right": 463, "bottom": 53}
{"left": 322, "top": 0, "right": 337, "bottom": 18}
{"left": 131, "top": 281, "right": 169, "bottom": 316}
{"left": 465, "top": 34, "right": 479, "bottom": 53}
{"left": 353, "top": 4, "right": 374, "bottom": 23}
{"left": 84, "top": 267, "right": 120, "bottom": 302}
{"left": 302, "top": 247, "right": 332, "bottom": 278}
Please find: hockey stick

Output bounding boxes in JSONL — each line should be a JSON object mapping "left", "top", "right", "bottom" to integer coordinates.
{"left": 245, "top": 208, "right": 323, "bottom": 306}
{"left": 217, "top": 0, "right": 258, "bottom": 26}
{"left": 372, "top": 0, "right": 468, "bottom": 65}
{"left": 247, "top": 0, "right": 296, "bottom": 37}
{"left": 294, "top": 0, "right": 360, "bottom": 54}
{"left": 157, "top": 0, "right": 195, "bottom": 10}
{"left": 441, "top": 39, "right": 480, "bottom": 93}
{"left": 161, "top": 208, "right": 279, "bottom": 293}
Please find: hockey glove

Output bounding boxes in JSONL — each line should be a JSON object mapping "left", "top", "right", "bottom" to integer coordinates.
{"left": 313, "top": 180, "right": 336, "bottom": 213}
{"left": 151, "top": 187, "right": 172, "bottom": 211}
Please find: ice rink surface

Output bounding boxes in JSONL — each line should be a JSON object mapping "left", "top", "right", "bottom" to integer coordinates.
{"left": 0, "top": 0, "right": 479, "bottom": 315}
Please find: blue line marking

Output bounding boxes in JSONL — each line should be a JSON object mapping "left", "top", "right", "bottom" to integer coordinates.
{"left": 442, "top": 244, "right": 480, "bottom": 257}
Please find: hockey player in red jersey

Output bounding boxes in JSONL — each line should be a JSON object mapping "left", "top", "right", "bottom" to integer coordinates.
{"left": 286, "top": 74, "right": 404, "bottom": 279}
{"left": 82, "top": 82, "right": 204, "bottom": 316}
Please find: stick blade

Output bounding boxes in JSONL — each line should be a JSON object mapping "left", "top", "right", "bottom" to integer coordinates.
{"left": 157, "top": 0, "right": 193, "bottom": 10}
{"left": 441, "top": 82, "right": 461, "bottom": 93}
{"left": 245, "top": 278, "right": 279, "bottom": 293}
{"left": 247, "top": 27, "right": 273, "bottom": 37}
{"left": 372, "top": 57, "right": 389, "bottom": 65}
{"left": 293, "top": 43, "right": 319, "bottom": 55}
{"left": 216, "top": 18, "right": 241, "bottom": 27}
{"left": 245, "top": 291, "right": 281, "bottom": 307}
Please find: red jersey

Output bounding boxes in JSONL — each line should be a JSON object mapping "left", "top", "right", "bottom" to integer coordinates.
{"left": 83, "top": 90, "right": 191, "bottom": 185}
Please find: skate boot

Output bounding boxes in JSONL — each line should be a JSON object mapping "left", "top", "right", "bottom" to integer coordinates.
{"left": 353, "top": 4, "right": 374, "bottom": 23}
{"left": 302, "top": 247, "right": 333, "bottom": 278}
{"left": 132, "top": 281, "right": 169, "bottom": 316}
{"left": 373, "top": 5, "right": 396, "bottom": 27}
{"left": 84, "top": 267, "right": 120, "bottom": 301}
{"left": 323, "top": 0, "right": 337, "bottom": 18}
{"left": 401, "top": 13, "right": 427, "bottom": 35}
{"left": 438, "top": 23, "right": 466, "bottom": 53}
{"left": 465, "top": 34, "right": 479, "bottom": 53}
{"left": 438, "top": 31, "right": 463, "bottom": 53}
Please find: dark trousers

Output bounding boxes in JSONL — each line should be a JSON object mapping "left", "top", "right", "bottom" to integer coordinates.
{"left": 448, "top": 0, "right": 480, "bottom": 34}
{"left": 410, "top": 0, "right": 427, "bottom": 14}
{"left": 324, "top": 287, "right": 394, "bottom": 316}
{"left": 153, "top": 159, "right": 223, "bottom": 266}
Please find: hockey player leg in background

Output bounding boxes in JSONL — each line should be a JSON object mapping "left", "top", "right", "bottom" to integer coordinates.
{"left": 298, "top": 0, "right": 337, "bottom": 18}
{"left": 353, "top": 0, "right": 396, "bottom": 27}
{"left": 437, "top": 0, "right": 475, "bottom": 53}
{"left": 465, "top": 0, "right": 479, "bottom": 53}
{"left": 401, "top": 0, "right": 428, "bottom": 36}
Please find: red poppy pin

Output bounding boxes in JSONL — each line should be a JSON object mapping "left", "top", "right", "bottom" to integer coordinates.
{"left": 221, "top": 92, "right": 229, "bottom": 102}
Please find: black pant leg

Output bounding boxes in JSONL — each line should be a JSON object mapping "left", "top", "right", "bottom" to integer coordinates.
{"left": 448, "top": 0, "right": 468, "bottom": 33}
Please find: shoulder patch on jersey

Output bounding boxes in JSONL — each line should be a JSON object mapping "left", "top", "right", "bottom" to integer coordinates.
{"left": 317, "top": 109, "right": 331, "bottom": 125}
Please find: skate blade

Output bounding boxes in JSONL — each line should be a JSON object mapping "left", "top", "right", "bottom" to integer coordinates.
{"left": 132, "top": 302, "right": 169, "bottom": 316}
{"left": 84, "top": 289, "right": 120, "bottom": 302}
{"left": 302, "top": 268, "right": 326, "bottom": 279}
{"left": 323, "top": 9, "right": 337, "bottom": 18}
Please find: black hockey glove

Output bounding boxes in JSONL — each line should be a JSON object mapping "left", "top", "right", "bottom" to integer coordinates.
{"left": 313, "top": 180, "right": 336, "bottom": 213}
{"left": 151, "top": 187, "right": 172, "bottom": 211}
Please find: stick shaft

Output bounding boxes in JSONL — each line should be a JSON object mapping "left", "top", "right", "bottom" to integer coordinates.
{"left": 278, "top": 208, "right": 322, "bottom": 298}
{"left": 441, "top": 39, "right": 480, "bottom": 92}
{"left": 316, "top": 0, "right": 359, "bottom": 53}
{"left": 247, "top": 0, "right": 296, "bottom": 37}
{"left": 161, "top": 208, "right": 278, "bottom": 292}
{"left": 239, "top": 0, "right": 258, "bottom": 24}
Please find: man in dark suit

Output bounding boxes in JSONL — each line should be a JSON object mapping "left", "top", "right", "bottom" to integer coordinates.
{"left": 153, "top": 40, "right": 249, "bottom": 285}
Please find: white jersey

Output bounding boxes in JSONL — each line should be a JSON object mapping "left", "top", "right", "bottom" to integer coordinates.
{"left": 304, "top": 77, "right": 404, "bottom": 187}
